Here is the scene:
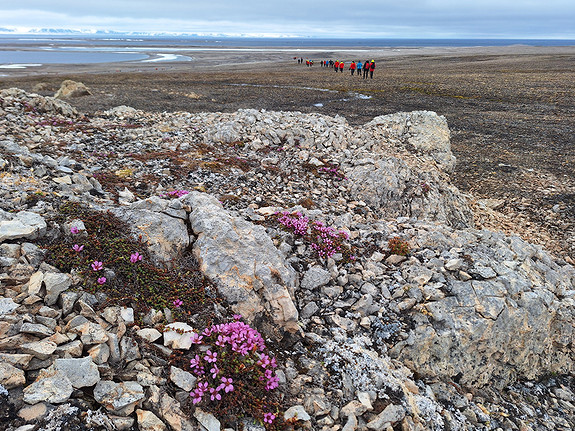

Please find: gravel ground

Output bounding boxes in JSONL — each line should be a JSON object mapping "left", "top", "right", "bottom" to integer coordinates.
{"left": 2, "top": 47, "right": 574, "bottom": 258}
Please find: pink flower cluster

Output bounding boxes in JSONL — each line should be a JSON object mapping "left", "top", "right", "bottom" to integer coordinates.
{"left": 130, "top": 252, "right": 142, "bottom": 263}
{"left": 318, "top": 164, "right": 347, "bottom": 181}
{"left": 276, "top": 212, "right": 350, "bottom": 259}
{"left": 276, "top": 211, "right": 309, "bottom": 236}
{"left": 188, "top": 317, "right": 280, "bottom": 408}
{"left": 161, "top": 190, "right": 190, "bottom": 198}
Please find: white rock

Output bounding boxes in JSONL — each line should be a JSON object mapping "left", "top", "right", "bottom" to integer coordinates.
{"left": 163, "top": 322, "right": 194, "bottom": 350}
{"left": 53, "top": 357, "right": 100, "bottom": 388}
{"left": 23, "top": 369, "right": 73, "bottom": 404}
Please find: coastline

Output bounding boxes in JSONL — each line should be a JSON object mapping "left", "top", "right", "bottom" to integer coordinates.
{"left": 1, "top": 45, "right": 574, "bottom": 259}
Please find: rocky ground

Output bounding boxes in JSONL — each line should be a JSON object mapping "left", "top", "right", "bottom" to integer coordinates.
{"left": 1, "top": 87, "right": 574, "bottom": 431}
{"left": 2, "top": 49, "right": 574, "bottom": 260}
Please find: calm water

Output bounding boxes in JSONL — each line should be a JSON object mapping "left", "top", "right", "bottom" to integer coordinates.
{"left": 0, "top": 34, "right": 574, "bottom": 65}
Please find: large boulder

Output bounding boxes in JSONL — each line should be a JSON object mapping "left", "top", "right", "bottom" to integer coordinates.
{"left": 365, "top": 111, "right": 455, "bottom": 172}
{"left": 346, "top": 157, "right": 473, "bottom": 229}
{"left": 391, "top": 225, "right": 575, "bottom": 388}
{"left": 54, "top": 80, "right": 92, "bottom": 99}
{"left": 182, "top": 192, "right": 299, "bottom": 335}
{"left": 111, "top": 197, "right": 189, "bottom": 266}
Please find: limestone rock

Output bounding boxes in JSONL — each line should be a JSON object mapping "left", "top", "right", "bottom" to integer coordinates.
{"left": 93, "top": 380, "right": 145, "bottom": 416}
{"left": 159, "top": 394, "right": 197, "bottom": 431}
{"left": 184, "top": 191, "right": 299, "bottom": 334}
{"left": 0, "top": 210, "right": 47, "bottom": 243}
{"left": 0, "top": 298, "right": 19, "bottom": 316}
{"left": 163, "top": 322, "right": 194, "bottom": 350}
{"left": 136, "top": 409, "right": 167, "bottom": 431}
{"left": 301, "top": 266, "right": 331, "bottom": 290}
{"left": 0, "top": 362, "right": 26, "bottom": 388}
{"left": 43, "top": 272, "right": 72, "bottom": 306}
{"left": 53, "top": 357, "right": 100, "bottom": 388}
{"left": 194, "top": 408, "right": 221, "bottom": 431}
{"left": 23, "top": 368, "right": 73, "bottom": 404}
{"left": 111, "top": 203, "right": 189, "bottom": 265}
{"left": 54, "top": 80, "right": 92, "bottom": 99}
{"left": 169, "top": 366, "right": 197, "bottom": 392}
{"left": 21, "top": 340, "right": 57, "bottom": 360}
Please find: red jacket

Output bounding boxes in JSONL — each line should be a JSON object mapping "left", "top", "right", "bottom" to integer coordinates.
{"left": 350, "top": 62, "right": 356, "bottom": 69}
{"left": 370, "top": 62, "right": 376, "bottom": 71}
{"left": 339, "top": 62, "right": 344, "bottom": 69}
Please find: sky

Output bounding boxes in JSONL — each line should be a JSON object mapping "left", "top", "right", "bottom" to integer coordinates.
{"left": 1, "top": 0, "right": 574, "bottom": 39}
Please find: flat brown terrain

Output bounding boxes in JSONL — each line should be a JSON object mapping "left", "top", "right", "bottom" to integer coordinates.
{"left": 2, "top": 47, "right": 574, "bottom": 259}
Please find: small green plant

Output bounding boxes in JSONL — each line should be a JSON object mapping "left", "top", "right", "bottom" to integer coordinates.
{"left": 41, "top": 202, "right": 212, "bottom": 317}
{"left": 388, "top": 237, "right": 410, "bottom": 256}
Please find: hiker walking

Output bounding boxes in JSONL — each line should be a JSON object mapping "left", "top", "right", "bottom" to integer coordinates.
{"left": 363, "top": 59, "right": 370, "bottom": 78}
{"left": 334, "top": 60, "right": 340, "bottom": 72}
{"left": 356, "top": 61, "right": 362, "bottom": 77}
{"left": 350, "top": 61, "right": 356, "bottom": 75}
{"left": 339, "top": 61, "right": 344, "bottom": 73}
{"left": 369, "top": 60, "right": 376, "bottom": 79}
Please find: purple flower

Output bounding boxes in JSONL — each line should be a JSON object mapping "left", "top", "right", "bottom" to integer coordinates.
{"left": 210, "top": 365, "right": 219, "bottom": 379}
{"left": 173, "top": 299, "right": 183, "bottom": 308}
{"left": 233, "top": 314, "right": 242, "bottom": 320}
{"left": 204, "top": 350, "right": 217, "bottom": 363}
{"left": 191, "top": 390, "right": 202, "bottom": 404}
{"left": 97, "top": 277, "right": 106, "bottom": 285}
{"left": 190, "top": 354, "right": 201, "bottom": 369}
{"left": 209, "top": 387, "right": 221, "bottom": 401}
{"left": 72, "top": 244, "right": 84, "bottom": 252}
{"left": 221, "top": 377, "right": 234, "bottom": 393}
{"left": 70, "top": 226, "right": 79, "bottom": 234}
{"left": 130, "top": 252, "right": 142, "bottom": 263}
{"left": 91, "top": 261, "right": 103, "bottom": 271}
{"left": 190, "top": 332, "right": 203, "bottom": 344}
{"left": 263, "top": 413, "right": 276, "bottom": 424}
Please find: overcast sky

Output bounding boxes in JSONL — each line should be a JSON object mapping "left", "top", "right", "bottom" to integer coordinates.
{"left": 1, "top": 0, "right": 574, "bottom": 38}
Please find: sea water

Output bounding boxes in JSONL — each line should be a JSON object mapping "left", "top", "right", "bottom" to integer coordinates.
{"left": 0, "top": 34, "right": 573, "bottom": 67}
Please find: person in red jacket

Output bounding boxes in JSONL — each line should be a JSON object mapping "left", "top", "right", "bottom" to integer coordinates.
{"left": 349, "top": 61, "right": 356, "bottom": 75}
{"left": 369, "top": 60, "right": 376, "bottom": 79}
{"left": 334, "top": 60, "right": 339, "bottom": 72}
{"left": 339, "top": 61, "right": 344, "bottom": 72}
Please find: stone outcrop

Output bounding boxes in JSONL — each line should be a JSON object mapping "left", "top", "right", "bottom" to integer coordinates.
{"left": 1, "top": 89, "right": 574, "bottom": 431}
{"left": 183, "top": 191, "right": 299, "bottom": 334}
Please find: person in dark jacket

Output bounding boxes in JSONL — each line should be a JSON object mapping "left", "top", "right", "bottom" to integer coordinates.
{"left": 363, "top": 59, "right": 370, "bottom": 78}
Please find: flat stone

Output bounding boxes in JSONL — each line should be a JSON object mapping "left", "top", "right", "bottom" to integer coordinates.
{"left": 53, "top": 357, "right": 100, "bottom": 388}
{"left": 18, "top": 403, "right": 49, "bottom": 421}
{"left": 88, "top": 343, "right": 110, "bottom": 364}
{"left": 0, "top": 362, "right": 26, "bottom": 388}
{"left": 0, "top": 297, "right": 19, "bottom": 316}
{"left": 366, "top": 403, "right": 406, "bottom": 430}
{"left": 169, "top": 366, "right": 197, "bottom": 392}
{"left": 23, "top": 368, "right": 73, "bottom": 404}
{"left": 284, "top": 405, "right": 311, "bottom": 421}
{"left": 194, "top": 408, "right": 221, "bottom": 431}
{"left": 163, "top": 322, "right": 194, "bottom": 350}
{"left": 43, "top": 272, "right": 72, "bottom": 306}
{"left": 136, "top": 409, "right": 167, "bottom": 431}
{"left": 93, "top": 380, "right": 145, "bottom": 416}
{"left": 20, "top": 322, "right": 54, "bottom": 337}
{"left": 54, "top": 340, "right": 83, "bottom": 358}
{"left": 0, "top": 353, "right": 34, "bottom": 368}
{"left": 159, "top": 394, "right": 197, "bottom": 431}
{"left": 21, "top": 339, "right": 57, "bottom": 360}
{"left": 301, "top": 267, "right": 331, "bottom": 290}
{"left": 76, "top": 322, "right": 109, "bottom": 345}
{"left": 136, "top": 328, "right": 162, "bottom": 343}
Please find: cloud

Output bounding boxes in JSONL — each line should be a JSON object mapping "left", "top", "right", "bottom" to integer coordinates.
{"left": 1, "top": 1, "right": 575, "bottom": 38}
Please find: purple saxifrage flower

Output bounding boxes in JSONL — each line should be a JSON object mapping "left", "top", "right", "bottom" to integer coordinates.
{"left": 91, "top": 261, "right": 103, "bottom": 271}
{"left": 72, "top": 244, "right": 84, "bottom": 252}
{"left": 130, "top": 252, "right": 142, "bottom": 263}
{"left": 97, "top": 277, "right": 106, "bottom": 285}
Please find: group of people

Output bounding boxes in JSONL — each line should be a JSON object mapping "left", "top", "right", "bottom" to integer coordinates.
{"left": 295, "top": 57, "right": 376, "bottom": 79}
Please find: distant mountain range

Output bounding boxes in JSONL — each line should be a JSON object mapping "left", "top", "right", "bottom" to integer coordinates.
{"left": 0, "top": 28, "right": 299, "bottom": 38}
